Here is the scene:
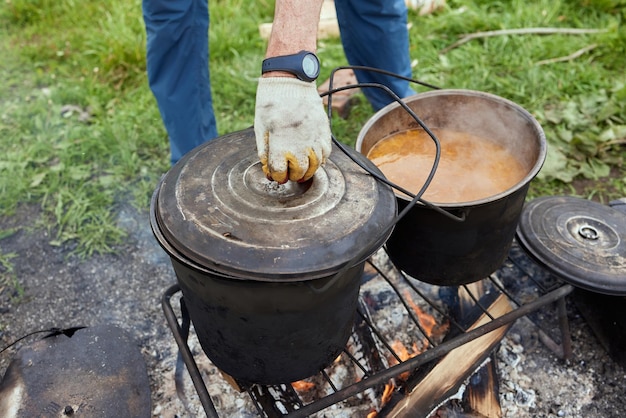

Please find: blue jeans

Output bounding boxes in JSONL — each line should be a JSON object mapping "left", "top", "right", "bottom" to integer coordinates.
{"left": 334, "top": 0, "right": 415, "bottom": 111}
{"left": 143, "top": 0, "right": 414, "bottom": 164}
{"left": 143, "top": 0, "right": 217, "bottom": 164}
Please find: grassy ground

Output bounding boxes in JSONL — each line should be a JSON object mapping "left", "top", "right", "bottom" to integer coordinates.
{"left": 0, "top": 0, "right": 625, "bottom": 264}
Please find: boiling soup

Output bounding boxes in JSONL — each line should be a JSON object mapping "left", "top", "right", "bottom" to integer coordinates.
{"left": 366, "top": 128, "right": 527, "bottom": 203}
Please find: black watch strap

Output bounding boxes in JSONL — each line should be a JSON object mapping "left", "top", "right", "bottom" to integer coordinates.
{"left": 261, "top": 51, "right": 320, "bottom": 82}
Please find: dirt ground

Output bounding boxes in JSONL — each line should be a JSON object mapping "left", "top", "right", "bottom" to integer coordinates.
{"left": 1, "top": 200, "right": 625, "bottom": 417}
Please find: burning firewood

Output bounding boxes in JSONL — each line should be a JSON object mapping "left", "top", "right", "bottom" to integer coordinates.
{"left": 463, "top": 353, "right": 502, "bottom": 418}
{"left": 380, "top": 290, "right": 513, "bottom": 418}
{"left": 457, "top": 282, "right": 504, "bottom": 418}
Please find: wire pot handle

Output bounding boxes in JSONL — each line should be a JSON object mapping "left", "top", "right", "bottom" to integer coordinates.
{"left": 322, "top": 66, "right": 466, "bottom": 223}
{"left": 307, "top": 67, "right": 466, "bottom": 294}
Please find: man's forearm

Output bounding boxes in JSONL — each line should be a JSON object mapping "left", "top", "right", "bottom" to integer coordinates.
{"left": 265, "top": 0, "right": 323, "bottom": 58}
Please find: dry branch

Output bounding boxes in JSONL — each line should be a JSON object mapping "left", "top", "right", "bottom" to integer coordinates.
{"left": 534, "top": 44, "right": 598, "bottom": 66}
{"left": 440, "top": 27, "right": 606, "bottom": 54}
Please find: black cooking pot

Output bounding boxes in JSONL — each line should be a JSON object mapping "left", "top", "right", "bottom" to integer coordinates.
{"left": 356, "top": 90, "right": 546, "bottom": 286}
{"left": 151, "top": 128, "right": 396, "bottom": 384}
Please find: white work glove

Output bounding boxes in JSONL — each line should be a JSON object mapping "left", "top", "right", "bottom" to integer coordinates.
{"left": 254, "top": 77, "right": 332, "bottom": 184}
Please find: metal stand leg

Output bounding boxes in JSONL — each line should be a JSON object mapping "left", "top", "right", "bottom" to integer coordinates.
{"left": 557, "top": 296, "right": 573, "bottom": 360}
{"left": 162, "top": 284, "right": 220, "bottom": 418}
{"left": 535, "top": 294, "right": 574, "bottom": 361}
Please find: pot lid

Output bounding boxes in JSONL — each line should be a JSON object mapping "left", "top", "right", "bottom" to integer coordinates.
{"left": 153, "top": 128, "right": 396, "bottom": 281}
{"left": 516, "top": 196, "right": 626, "bottom": 295}
{"left": 0, "top": 325, "right": 151, "bottom": 417}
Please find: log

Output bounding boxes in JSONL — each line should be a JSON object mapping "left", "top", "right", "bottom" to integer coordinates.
{"left": 247, "top": 383, "right": 302, "bottom": 418}
{"left": 463, "top": 354, "right": 502, "bottom": 418}
{"left": 381, "top": 292, "right": 512, "bottom": 418}
{"left": 458, "top": 283, "right": 502, "bottom": 418}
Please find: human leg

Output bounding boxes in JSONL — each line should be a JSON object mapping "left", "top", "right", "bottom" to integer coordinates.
{"left": 334, "top": 0, "right": 415, "bottom": 111}
{"left": 143, "top": 0, "right": 217, "bottom": 164}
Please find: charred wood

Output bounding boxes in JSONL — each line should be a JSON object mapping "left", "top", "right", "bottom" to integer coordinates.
{"left": 247, "top": 383, "right": 303, "bottom": 418}
{"left": 458, "top": 284, "right": 503, "bottom": 417}
{"left": 380, "top": 293, "right": 512, "bottom": 418}
{"left": 462, "top": 354, "right": 502, "bottom": 418}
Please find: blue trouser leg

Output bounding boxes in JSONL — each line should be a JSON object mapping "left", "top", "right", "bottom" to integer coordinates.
{"left": 143, "top": 0, "right": 217, "bottom": 165}
{"left": 335, "top": 0, "right": 416, "bottom": 111}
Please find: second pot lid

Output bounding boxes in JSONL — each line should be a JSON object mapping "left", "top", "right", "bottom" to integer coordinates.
{"left": 516, "top": 196, "right": 626, "bottom": 295}
{"left": 154, "top": 128, "right": 396, "bottom": 281}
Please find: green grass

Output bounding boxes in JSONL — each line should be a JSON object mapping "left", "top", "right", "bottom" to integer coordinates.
{"left": 0, "top": 0, "right": 625, "bottom": 262}
{"left": 423, "top": 0, "right": 626, "bottom": 192}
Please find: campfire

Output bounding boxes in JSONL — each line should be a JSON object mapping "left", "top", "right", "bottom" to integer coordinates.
{"left": 143, "top": 77, "right": 575, "bottom": 416}
{"left": 163, "top": 241, "right": 574, "bottom": 417}
{"left": 154, "top": 89, "right": 624, "bottom": 417}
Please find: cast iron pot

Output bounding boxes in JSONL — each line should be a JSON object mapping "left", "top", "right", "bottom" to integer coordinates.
{"left": 151, "top": 128, "right": 396, "bottom": 384}
{"left": 356, "top": 90, "right": 547, "bottom": 286}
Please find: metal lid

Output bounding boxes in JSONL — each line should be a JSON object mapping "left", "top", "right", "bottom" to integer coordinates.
{"left": 516, "top": 196, "right": 626, "bottom": 295}
{"left": 153, "top": 128, "right": 396, "bottom": 281}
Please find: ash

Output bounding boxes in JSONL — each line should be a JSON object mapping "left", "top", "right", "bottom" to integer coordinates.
{"left": 1, "top": 204, "right": 624, "bottom": 417}
{"left": 495, "top": 313, "right": 625, "bottom": 418}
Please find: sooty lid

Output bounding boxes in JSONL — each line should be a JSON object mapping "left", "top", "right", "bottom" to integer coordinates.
{"left": 516, "top": 196, "right": 626, "bottom": 295}
{"left": 153, "top": 128, "right": 396, "bottom": 281}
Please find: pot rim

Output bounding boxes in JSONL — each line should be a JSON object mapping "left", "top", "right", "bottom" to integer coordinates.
{"left": 151, "top": 129, "right": 398, "bottom": 283}
{"left": 149, "top": 187, "right": 234, "bottom": 279}
{"left": 356, "top": 89, "right": 547, "bottom": 208}
{"left": 150, "top": 185, "right": 375, "bottom": 283}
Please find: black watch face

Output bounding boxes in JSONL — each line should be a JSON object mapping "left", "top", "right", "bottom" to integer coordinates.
{"left": 302, "top": 54, "right": 320, "bottom": 79}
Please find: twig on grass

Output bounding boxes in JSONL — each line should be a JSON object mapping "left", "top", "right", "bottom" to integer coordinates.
{"left": 535, "top": 43, "right": 598, "bottom": 66}
{"left": 440, "top": 27, "right": 607, "bottom": 54}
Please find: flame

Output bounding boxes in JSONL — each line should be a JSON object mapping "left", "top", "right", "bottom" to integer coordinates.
{"left": 368, "top": 380, "right": 395, "bottom": 417}
{"left": 381, "top": 382, "right": 395, "bottom": 404}
{"left": 291, "top": 380, "right": 315, "bottom": 392}
{"left": 403, "top": 290, "right": 449, "bottom": 350}
{"left": 384, "top": 292, "right": 449, "bottom": 382}
{"left": 390, "top": 340, "right": 415, "bottom": 362}
{"left": 374, "top": 291, "right": 451, "bottom": 416}
{"left": 404, "top": 290, "right": 437, "bottom": 344}
{"left": 389, "top": 340, "right": 419, "bottom": 381}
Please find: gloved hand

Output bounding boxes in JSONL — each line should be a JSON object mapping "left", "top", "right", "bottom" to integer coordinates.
{"left": 254, "top": 77, "right": 332, "bottom": 184}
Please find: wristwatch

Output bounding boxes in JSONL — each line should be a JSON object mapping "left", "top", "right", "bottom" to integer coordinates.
{"left": 261, "top": 51, "right": 320, "bottom": 82}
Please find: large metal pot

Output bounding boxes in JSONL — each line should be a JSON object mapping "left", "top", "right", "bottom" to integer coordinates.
{"left": 151, "top": 128, "right": 396, "bottom": 384}
{"left": 356, "top": 90, "right": 546, "bottom": 286}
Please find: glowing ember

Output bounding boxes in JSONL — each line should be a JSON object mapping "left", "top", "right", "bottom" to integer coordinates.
{"left": 291, "top": 380, "right": 316, "bottom": 392}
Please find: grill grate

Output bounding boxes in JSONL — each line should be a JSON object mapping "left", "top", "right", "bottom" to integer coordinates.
{"left": 162, "top": 242, "right": 573, "bottom": 417}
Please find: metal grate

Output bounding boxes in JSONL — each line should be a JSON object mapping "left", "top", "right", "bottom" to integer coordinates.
{"left": 162, "top": 242, "right": 573, "bottom": 417}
